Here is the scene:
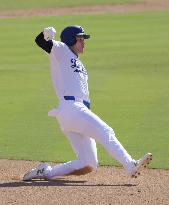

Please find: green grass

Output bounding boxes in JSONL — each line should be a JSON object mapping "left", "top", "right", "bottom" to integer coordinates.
{"left": 0, "top": 0, "right": 143, "bottom": 10}
{"left": 0, "top": 12, "right": 169, "bottom": 169}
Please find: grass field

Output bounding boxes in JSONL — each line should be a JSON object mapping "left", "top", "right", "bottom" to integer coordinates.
{"left": 0, "top": 0, "right": 143, "bottom": 10}
{"left": 0, "top": 11, "right": 169, "bottom": 169}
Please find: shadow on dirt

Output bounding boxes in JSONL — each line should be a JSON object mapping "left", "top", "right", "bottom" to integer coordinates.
{"left": 0, "top": 179, "right": 137, "bottom": 188}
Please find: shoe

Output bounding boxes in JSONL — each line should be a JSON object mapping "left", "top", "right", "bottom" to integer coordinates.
{"left": 128, "top": 153, "right": 153, "bottom": 178}
{"left": 23, "top": 163, "right": 51, "bottom": 181}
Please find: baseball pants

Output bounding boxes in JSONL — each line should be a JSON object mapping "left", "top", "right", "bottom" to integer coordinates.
{"left": 47, "top": 100, "right": 134, "bottom": 178}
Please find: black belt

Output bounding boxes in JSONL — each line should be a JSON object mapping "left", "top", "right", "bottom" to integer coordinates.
{"left": 64, "top": 96, "right": 90, "bottom": 109}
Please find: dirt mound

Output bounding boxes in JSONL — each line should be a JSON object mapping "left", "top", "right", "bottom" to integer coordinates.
{"left": 0, "top": 159, "right": 168, "bottom": 205}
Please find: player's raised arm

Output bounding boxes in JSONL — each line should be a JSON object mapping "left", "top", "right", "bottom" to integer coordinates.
{"left": 35, "top": 27, "right": 56, "bottom": 54}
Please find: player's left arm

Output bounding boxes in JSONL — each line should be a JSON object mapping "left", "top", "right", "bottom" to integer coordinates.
{"left": 35, "top": 27, "right": 56, "bottom": 54}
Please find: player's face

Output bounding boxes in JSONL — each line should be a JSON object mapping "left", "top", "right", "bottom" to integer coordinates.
{"left": 73, "top": 36, "right": 85, "bottom": 54}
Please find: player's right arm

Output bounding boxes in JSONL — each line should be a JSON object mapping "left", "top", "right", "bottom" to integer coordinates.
{"left": 35, "top": 27, "right": 56, "bottom": 54}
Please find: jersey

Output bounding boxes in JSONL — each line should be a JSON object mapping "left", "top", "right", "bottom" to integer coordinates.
{"left": 35, "top": 32, "right": 90, "bottom": 102}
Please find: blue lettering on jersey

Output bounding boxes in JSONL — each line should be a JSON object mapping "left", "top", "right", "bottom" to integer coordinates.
{"left": 71, "top": 59, "right": 87, "bottom": 75}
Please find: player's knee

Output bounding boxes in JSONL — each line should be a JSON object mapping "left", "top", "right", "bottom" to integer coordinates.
{"left": 89, "top": 159, "right": 98, "bottom": 170}
{"left": 69, "top": 165, "right": 93, "bottom": 176}
{"left": 80, "top": 164, "right": 97, "bottom": 174}
{"left": 82, "top": 156, "right": 98, "bottom": 170}
{"left": 83, "top": 165, "right": 94, "bottom": 174}
{"left": 85, "top": 163, "right": 97, "bottom": 174}
{"left": 98, "top": 125, "right": 116, "bottom": 142}
{"left": 74, "top": 160, "right": 98, "bottom": 175}
{"left": 86, "top": 159, "right": 98, "bottom": 172}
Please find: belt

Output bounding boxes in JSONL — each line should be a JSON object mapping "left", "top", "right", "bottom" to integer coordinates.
{"left": 64, "top": 96, "right": 90, "bottom": 109}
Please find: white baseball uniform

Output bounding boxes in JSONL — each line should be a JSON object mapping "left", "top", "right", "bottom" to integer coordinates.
{"left": 35, "top": 27, "right": 136, "bottom": 178}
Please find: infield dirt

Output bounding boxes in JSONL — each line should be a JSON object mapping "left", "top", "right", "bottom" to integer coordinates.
{"left": 0, "top": 0, "right": 169, "bottom": 18}
{"left": 0, "top": 159, "right": 169, "bottom": 205}
{"left": 0, "top": 0, "right": 169, "bottom": 204}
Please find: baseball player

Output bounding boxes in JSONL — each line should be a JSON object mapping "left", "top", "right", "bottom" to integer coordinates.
{"left": 23, "top": 25, "right": 152, "bottom": 181}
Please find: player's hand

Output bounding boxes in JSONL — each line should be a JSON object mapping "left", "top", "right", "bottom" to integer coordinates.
{"left": 43, "top": 27, "right": 56, "bottom": 41}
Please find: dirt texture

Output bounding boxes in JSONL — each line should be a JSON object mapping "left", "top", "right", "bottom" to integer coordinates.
{"left": 0, "top": 159, "right": 169, "bottom": 205}
{"left": 1, "top": 0, "right": 169, "bottom": 204}
{"left": 0, "top": 0, "right": 169, "bottom": 18}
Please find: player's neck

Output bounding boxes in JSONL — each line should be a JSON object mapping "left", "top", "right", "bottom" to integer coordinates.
{"left": 69, "top": 46, "right": 79, "bottom": 57}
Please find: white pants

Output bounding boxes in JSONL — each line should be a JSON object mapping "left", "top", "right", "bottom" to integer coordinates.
{"left": 47, "top": 100, "right": 134, "bottom": 178}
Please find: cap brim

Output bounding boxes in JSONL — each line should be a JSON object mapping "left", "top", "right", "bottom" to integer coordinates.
{"left": 76, "top": 33, "right": 90, "bottom": 39}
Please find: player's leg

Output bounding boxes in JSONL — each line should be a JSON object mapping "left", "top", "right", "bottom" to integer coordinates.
{"left": 58, "top": 103, "right": 137, "bottom": 174}
{"left": 23, "top": 130, "right": 98, "bottom": 180}
{"left": 65, "top": 103, "right": 152, "bottom": 177}
{"left": 46, "top": 131, "right": 98, "bottom": 179}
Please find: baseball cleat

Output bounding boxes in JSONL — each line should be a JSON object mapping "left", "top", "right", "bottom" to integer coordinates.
{"left": 129, "top": 153, "right": 153, "bottom": 178}
{"left": 23, "top": 163, "right": 51, "bottom": 181}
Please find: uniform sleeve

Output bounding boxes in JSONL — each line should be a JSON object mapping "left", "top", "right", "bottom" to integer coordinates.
{"left": 35, "top": 32, "right": 53, "bottom": 54}
{"left": 50, "top": 40, "right": 66, "bottom": 61}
